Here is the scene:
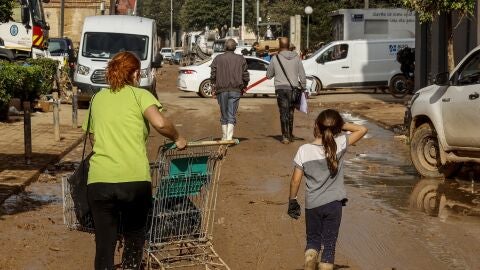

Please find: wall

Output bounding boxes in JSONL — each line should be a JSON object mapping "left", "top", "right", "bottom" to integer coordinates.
{"left": 44, "top": 0, "right": 111, "bottom": 45}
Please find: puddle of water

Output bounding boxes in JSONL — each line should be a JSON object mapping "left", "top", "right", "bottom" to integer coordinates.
{"left": 0, "top": 182, "right": 62, "bottom": 215}
{"left": 341, "top": 113, "right": 480, "bottom": 269}
{"left": 341, "top": 113, "right": 418, "bottom": 209}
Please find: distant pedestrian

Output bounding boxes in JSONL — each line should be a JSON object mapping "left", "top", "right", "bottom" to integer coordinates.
{"left": 262, "top": 45, "right": 272, "bottom": 62}
{"left": 288, "top": 109, "right": 367, "bottom": 270}
{"left": 266, "top": 37, "right": 306, "bottom": 144}
{"left": 84, "top": 51, "right": 187, "bottom": 270}
{"left": 210, "top": 38, "right": 250, "bottom": 140}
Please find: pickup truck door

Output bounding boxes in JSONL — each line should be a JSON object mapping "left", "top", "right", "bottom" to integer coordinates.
{"left": 441, "top": 51, "right": 480, "bottom": 148}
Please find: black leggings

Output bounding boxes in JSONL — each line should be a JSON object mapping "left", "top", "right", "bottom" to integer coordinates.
{"left": 305, "top": 200, "right": 343, "bottom": 264}
{"left": 87, "top": 181, "right": 152, "bottom": 270}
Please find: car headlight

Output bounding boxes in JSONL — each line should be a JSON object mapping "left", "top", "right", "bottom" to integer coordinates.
{"left": 140, "top": 68, "right": 149, "bottom": 79}
{"left": 77, "top": 64, "right": 90, "bottom": 75}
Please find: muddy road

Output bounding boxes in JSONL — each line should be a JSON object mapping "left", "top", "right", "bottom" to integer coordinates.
{"left": 0, "top": 65, "right": 479, "bottom": 270}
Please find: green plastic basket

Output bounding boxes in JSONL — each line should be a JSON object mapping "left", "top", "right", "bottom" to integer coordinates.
{"left": 157, "top": 156, "right": 210, "bottom": 198}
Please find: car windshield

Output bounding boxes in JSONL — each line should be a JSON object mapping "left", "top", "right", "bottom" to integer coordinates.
{"left": 162, "top": 48, "right": 172, "bottom": 53}
{"left": 48, "top": 40, "right": 67, "bottom": 55}
{"left": 213, "top": 41, "right": 225, "bottom": 53}
{"left": 82, "top": 32, "right": 149, "bottom": 60}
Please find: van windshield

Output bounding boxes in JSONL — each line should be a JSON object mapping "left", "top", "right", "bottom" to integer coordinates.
{"left": 82, "top": 32, "right": 149, "bottom": 60}
{"left": 306, "top": 42, "right": 331, "bottom": 60}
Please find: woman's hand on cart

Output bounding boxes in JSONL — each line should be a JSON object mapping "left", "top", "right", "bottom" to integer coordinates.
{"left": 175, "top": 136, "right": 187, "bottom": 150}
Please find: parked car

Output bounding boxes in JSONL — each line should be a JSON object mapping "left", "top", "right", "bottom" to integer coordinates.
{"left": 173, "top": 50, "right": 183, "bottom": 65}
{"left": 160, "top": 47, "right": 173, "bottom": 61}
{"left": 177, "top": 56, "right": 315, "bottom": 98}
{"left": 405, "top": 45, "right": 480, "bottom": 178}
{"left": 74, "top": 15, "right": 162, "bottom": 103}
{"left": 47, "top": 37, "right": 76, "bottom": 77}
{"left": 303, "top": 39, "right": 414, "bottom": 94}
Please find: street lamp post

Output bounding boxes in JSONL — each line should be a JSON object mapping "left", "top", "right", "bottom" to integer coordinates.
{"left": 304, "top": 6, "right": 313, "bottom": 49}
{"left": 170, "top": 0, "right": 173, "bottom": 49}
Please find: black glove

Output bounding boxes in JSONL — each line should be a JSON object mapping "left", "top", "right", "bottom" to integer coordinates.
{"left": 287, "top": 199, "right": 301, "bottom": 219}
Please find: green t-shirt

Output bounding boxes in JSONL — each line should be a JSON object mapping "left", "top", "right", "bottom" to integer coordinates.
{"left": 82, "top": 86, "right": 162, "bottom": 184}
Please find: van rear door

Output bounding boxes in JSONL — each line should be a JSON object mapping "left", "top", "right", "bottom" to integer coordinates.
{"left": 315, "top": 43, "right": 351, "bottom": 88}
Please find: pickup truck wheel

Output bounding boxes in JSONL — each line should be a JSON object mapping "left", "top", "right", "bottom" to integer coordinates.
{"left": 410, "top": 123, "right": 443, "bottom": 178}
{"left": 199, "top": 79, "right": 213, "bottom": 98}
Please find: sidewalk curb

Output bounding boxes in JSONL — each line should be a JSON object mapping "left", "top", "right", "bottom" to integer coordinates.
{"left": 0, "top": 133, "right": 85, "bottom": 205}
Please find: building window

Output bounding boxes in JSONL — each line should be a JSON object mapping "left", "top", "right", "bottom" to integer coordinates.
{"left": 364, "top": 19, "right": 388, "bottom": 35}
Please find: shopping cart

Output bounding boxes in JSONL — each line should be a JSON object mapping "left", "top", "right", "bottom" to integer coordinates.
{"left": 146, "top": 140, "right": 236, "bottom": 269}
{"left": 62, "top": 139, "right": 237, "bottom": 269}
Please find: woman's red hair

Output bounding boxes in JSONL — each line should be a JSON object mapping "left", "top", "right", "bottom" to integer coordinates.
{"left": 106, "top": 51, "right": 140, "bottom": 91}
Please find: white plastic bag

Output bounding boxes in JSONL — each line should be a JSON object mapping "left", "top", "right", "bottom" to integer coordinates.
{"left": 298, "top": 92, "right": 308, "bottom": 114}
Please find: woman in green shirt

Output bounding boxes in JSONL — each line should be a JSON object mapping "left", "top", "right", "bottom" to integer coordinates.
{"left": 83, "top": 51, "right": 186, "bottom": 270}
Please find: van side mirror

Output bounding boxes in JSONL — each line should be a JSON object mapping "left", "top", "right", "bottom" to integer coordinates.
{"left": 21, "top": 6, "right": 30, "bottom": 25}
{"left": 152, "top": 53, "right": 163, "bottom": 68}
{"left": 316, "top": 57, "right": 325, "bottom": 64}
{"left": 434, "top": 72, "right": 450, "bottom": 86}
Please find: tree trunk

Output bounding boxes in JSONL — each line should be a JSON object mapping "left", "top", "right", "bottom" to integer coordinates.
{"left": 446, "top": 12, "right": 455, "bottom": 72}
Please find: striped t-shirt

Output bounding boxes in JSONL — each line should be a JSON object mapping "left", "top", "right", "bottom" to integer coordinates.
{"left": 293, "top": 134, "right": 348, "bottom": 209}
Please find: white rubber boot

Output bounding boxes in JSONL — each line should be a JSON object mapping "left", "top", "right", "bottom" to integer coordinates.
{"left": 318, "top": 262, "right": 334, "bottom": 270}
{"left": 304, "top": 249, "right": 318, "bottom": 270}
{"left": 221, "top": 125, "right": 227, "bottom": 140}
{"left": 226, "top": 124, "right": 234, "bottom": 140}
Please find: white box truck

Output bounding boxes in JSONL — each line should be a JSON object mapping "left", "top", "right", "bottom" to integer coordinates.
{"left": 74, "top": 15, "right": 162, "bottom": 102}
{"left": 303, "top": 39, "right": 414, "bottom": 93}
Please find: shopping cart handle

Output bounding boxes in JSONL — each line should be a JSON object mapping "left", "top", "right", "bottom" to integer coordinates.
{"left": 163, "top": 139, "right": 240, "bottom": 150}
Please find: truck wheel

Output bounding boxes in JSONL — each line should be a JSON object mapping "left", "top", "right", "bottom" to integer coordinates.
{"left": 198, "top": 79, "right": 213, "bottom": 98}
{"left": 410, "top": 123, "right": 460, "bottom": 178}
{"left": 389, "top": 74, "right": 409, "bottom": 98}
{"left": 314, "top": 77, "right": 322, "bottom": 94}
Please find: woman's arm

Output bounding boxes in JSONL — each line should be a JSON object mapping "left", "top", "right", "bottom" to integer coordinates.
{"left": 342, "top": 122, "right": 368, "bottom": 146}
{"left": 144, "top": 105, "right": 187, "bottom": 149}
{"left": 289, "top": 167, "right": 303, "bottom": 200}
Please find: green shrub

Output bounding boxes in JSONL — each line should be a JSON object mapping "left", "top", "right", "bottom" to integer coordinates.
{"left": 0, "top": 59, "right": 55, "bottom": 112}
{"left": 26, "top": 58, "right": 59, "bottom": 95}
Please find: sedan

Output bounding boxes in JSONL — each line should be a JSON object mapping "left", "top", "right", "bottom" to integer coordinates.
{"left": 177, "top": 56, "right": 315, "bottom": 98}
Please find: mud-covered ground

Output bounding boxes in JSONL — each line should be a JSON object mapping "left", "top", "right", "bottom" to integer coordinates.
{"left": 0, "top": 65, "right": 479, "bottom": 270}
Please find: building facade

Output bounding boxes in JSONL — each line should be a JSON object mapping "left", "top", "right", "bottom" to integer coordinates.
{"left": 44, "top": 0, "right": 112, "bottom": 44}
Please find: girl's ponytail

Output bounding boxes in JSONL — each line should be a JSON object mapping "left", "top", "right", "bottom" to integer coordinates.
{"left": 314, "top": 109, "right": 345, "bottom": 177}
{"left": 322, "top": 127, "right": 339, "bottom": 176}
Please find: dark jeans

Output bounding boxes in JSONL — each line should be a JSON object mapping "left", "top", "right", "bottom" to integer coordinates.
{"left": 275, "top": 89, "right": 294, "bottom": 139}
{"left": 216, "top": 91, "right": 241, "bottom": 125}
{"left": 305, "top": 200, "right": 343, "bottom": 264}
{"left": 87, "top": 181, "right": 152, "bottom": 270}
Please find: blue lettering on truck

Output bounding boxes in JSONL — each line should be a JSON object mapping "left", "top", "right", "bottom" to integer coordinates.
{"left": 389, "top": 44, "right": 408, "bottom": 55}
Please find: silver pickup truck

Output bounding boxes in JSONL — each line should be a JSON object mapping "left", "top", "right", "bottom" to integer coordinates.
{"left": 405, "top": 46, "right": 480, "bottom": 178}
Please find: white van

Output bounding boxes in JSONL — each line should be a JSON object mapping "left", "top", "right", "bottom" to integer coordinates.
{"left": 74, "top": 15, "right": 161, "bottom": 101}
{"left": 303, "top": 39, "right": 414, "bottom": 93}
